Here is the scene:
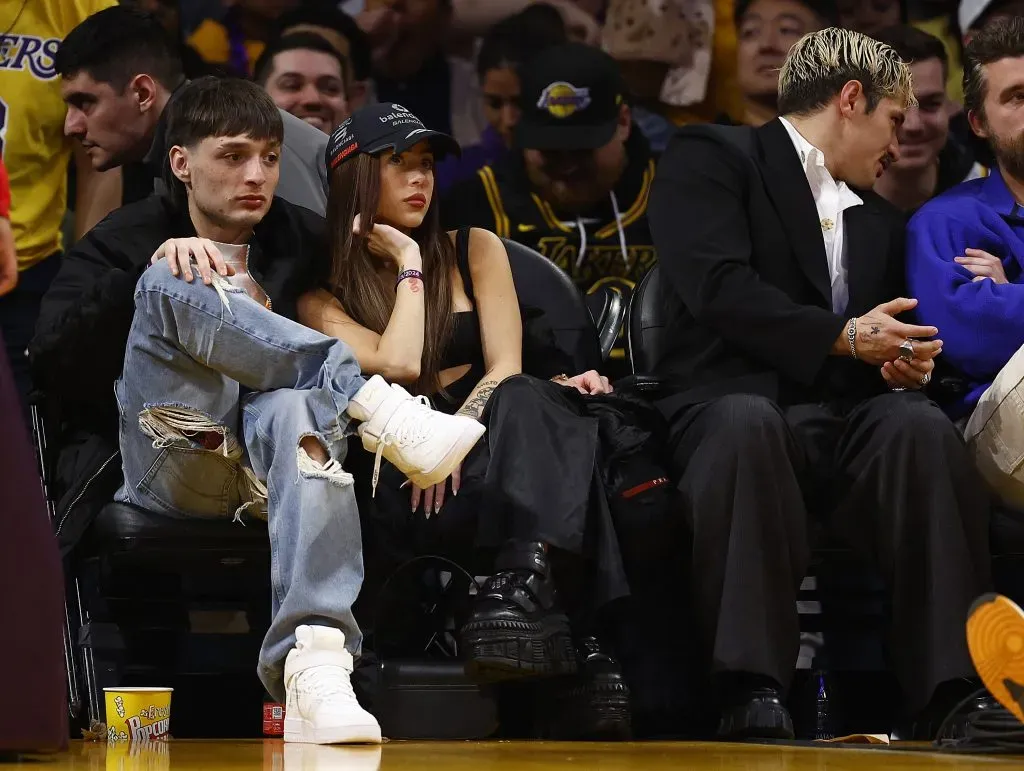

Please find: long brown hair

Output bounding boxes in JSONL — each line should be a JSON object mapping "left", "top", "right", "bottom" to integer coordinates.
{"left": 326, "top": 152, "right": 457, "bottom": 395}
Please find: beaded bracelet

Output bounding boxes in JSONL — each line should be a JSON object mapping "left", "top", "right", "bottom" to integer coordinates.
{"left": 847, "top": 317, "right": 858, "bottom": 360}
{"left": 396, "top": 269, "right": 423, "bottom": 288}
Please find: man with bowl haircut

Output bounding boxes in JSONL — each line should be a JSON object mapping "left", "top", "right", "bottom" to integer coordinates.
{"left": 648, "top": 28, "right": 992, "bottom": 740}
{"left": 31, "top": 77, "right": 486, "bottom": 745}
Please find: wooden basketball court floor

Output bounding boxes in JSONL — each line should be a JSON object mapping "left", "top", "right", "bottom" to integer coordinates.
{"left": 8, "top": 740, "right": 1024, "bottom": 770}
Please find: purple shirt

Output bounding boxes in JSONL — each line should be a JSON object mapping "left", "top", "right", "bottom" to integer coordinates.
{"left": 436, "top": 125, "right": 508, "bottom": 196}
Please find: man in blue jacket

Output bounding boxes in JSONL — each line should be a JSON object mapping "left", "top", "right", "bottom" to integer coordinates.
{"left": 906, "top": 17, "right": 1024, "bottom": 506}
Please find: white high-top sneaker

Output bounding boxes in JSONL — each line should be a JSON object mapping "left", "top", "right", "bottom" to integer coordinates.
{"left": 348, "top": 375, "right": 485, "bottom": 491}
{"left": 283, "top": 625, "right": 382, "bottom": 745}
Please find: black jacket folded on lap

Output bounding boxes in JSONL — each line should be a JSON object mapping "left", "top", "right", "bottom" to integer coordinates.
{"left": 29, "top": 192, "right": 328, "bottom": 554}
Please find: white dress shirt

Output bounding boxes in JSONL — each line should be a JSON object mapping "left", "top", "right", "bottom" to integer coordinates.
{"left": 778, "top": 117, "right": 863, "bottom": 315}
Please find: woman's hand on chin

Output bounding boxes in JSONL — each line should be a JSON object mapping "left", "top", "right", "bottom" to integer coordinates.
{"left": 353, "top": 213, "right": 421, "bottom": 270}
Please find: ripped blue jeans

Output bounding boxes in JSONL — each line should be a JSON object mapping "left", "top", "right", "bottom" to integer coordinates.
{"left": 114, "top": 259, "right": 366, "bottom": 702}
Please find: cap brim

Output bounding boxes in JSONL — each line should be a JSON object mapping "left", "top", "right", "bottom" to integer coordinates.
{"left": 366, "top": 130, "right": 462, "bottom": 160}
{"left": 515, "top": 119, "right": 618, "bottom": 151}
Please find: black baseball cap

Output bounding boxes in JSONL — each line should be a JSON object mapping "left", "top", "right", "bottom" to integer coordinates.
{"left": 516, "top": 42, "right": 626, "bottom": 151}
{"left": 325, "top": 102, "right": 461, "bottom": 171}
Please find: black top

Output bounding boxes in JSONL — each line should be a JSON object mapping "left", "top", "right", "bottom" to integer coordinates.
{"left": 436, "top": 227, "right": 486, "bottom": 412}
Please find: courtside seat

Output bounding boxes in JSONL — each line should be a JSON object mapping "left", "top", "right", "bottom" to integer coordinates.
{"left": 89, "top": 502, "right": 269, "bottom": 559}
{"left": 30, "top": 400, "right": 273, "bottom": 736}
{"left": 585, "top": 286, "right": 626, "bottom": 362}
{"left": 502, "top": 238, "right": 608, "bottom": 372}
{"left": 88, "top": 501, "right": 270, "bottom": 569}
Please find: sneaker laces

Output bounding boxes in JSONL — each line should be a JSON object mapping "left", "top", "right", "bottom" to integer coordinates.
{"left": 295, "top": 665, "right": 357, "bottom": 704}
{"left": 370, "top": 394, "right": 433, "bottom": 497}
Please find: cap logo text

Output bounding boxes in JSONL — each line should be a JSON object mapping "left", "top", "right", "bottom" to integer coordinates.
{"left": 537, "top": 82, "right": 591, "bottom": 118}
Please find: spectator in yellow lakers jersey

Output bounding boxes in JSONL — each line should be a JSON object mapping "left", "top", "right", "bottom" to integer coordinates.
{"left": 0, "top": 0, "right": 122, "bottom": 407}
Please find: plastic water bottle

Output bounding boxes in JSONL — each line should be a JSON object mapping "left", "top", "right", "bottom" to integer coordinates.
{"left": 815, "top": 670, "right": 835, "bottom": 740}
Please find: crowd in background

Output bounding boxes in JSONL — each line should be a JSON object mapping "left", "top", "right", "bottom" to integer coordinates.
{"left": 4, "top": 0, "right": 1021, "bottom": 400}
{"left": 4, "top": 0, "right": 1024, "bottom": 750}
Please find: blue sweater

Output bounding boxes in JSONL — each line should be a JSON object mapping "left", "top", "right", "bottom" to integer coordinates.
{"left": 906, "top": 172, "right": 1024, "bottom": 417}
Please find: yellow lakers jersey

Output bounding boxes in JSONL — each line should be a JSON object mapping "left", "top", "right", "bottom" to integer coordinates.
{"left": 187, "top": 19, "right": 264, "bottom": 76}
{"left": 0, "top": 0, "right": 116, "bottom": 270}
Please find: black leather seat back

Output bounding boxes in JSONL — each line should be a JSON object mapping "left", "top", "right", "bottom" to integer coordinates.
{"left": 502, "top": 238, "right": 601, "bottom": 374}
{"left": 626, "top": 264, "right": 666, "bottom": 374}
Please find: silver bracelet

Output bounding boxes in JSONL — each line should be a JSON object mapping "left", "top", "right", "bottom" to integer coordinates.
{"left": 847, "top": 317, "right": 858, "bottom": 360}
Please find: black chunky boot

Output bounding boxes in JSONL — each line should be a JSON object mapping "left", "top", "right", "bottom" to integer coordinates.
{"left": 541, "top": 636, "right": 633, "bottom": 740}
{"left": 460, "top": 541, "right": 577, "bottom": 682}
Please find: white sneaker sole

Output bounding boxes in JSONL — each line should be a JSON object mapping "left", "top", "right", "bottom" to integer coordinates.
{"left": 284, "top": 716, "right": 383, "bottom": 744}
{"left": 406, "top": 421, "right": 485, "bottom": 488}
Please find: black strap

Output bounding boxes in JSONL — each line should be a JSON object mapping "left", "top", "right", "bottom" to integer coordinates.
{"left": 455, "top": 227, "right": 474, "bottom": 297}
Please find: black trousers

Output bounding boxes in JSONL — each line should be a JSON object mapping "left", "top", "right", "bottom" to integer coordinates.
{"left": 363, "top": 375, "right": 631, "bottom": 612}
{"left": 664, "top": 391, "right": 992, "bottom": 712}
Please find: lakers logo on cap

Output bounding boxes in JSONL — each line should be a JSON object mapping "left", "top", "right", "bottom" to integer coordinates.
{"left": 537, "top": 82, "right": 591, "bottom": 118}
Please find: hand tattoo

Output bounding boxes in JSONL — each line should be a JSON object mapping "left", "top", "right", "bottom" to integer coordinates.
{"left": 870, "top": 325, "right": 881, "bottom": 335}
{"left": 457, "top": 380, "right": 498, "bottom": 420}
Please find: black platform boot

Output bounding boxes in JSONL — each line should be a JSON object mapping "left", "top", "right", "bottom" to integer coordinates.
{"left": 460, "top": 541, "right": 577, "bottom": 682}
{"left": 541, "top": 636, "right": 633, "bottom": 740}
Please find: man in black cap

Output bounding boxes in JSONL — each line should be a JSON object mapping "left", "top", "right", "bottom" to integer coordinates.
{"left": 443, "top": 42, "right": 656, "bottom": 332}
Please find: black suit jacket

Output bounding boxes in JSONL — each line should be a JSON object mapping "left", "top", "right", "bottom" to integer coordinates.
{"left": 647, "top": 118, "right": 907, "bottom": 413}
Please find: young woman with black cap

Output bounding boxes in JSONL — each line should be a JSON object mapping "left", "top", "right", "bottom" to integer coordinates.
{"left": 298, "top": 102, "right": 639, "bottom": 740}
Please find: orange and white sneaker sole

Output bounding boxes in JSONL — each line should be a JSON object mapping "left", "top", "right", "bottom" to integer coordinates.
{"left": 966, "top": 593, "right": 1024, "bottom": 725}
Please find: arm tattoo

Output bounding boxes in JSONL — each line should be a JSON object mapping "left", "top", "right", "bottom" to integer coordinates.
{"left": 457, "top": 380, "right": 498, "bottom": 420}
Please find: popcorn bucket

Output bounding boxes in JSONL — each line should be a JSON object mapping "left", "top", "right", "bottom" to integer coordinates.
{"left": 103, "top": 688, "right": 173, "bottom": 743}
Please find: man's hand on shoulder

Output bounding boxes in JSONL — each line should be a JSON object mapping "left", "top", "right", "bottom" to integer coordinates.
{"left": 151, "top": 238, "right": 234, "bottom": 284}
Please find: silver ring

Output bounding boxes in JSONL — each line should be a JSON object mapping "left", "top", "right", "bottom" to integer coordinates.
{"left": 920, "top": 373, "right": 931, "bottom": 387}
{"left": 898, "top": 340, "right": 915, "bottom": 362}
